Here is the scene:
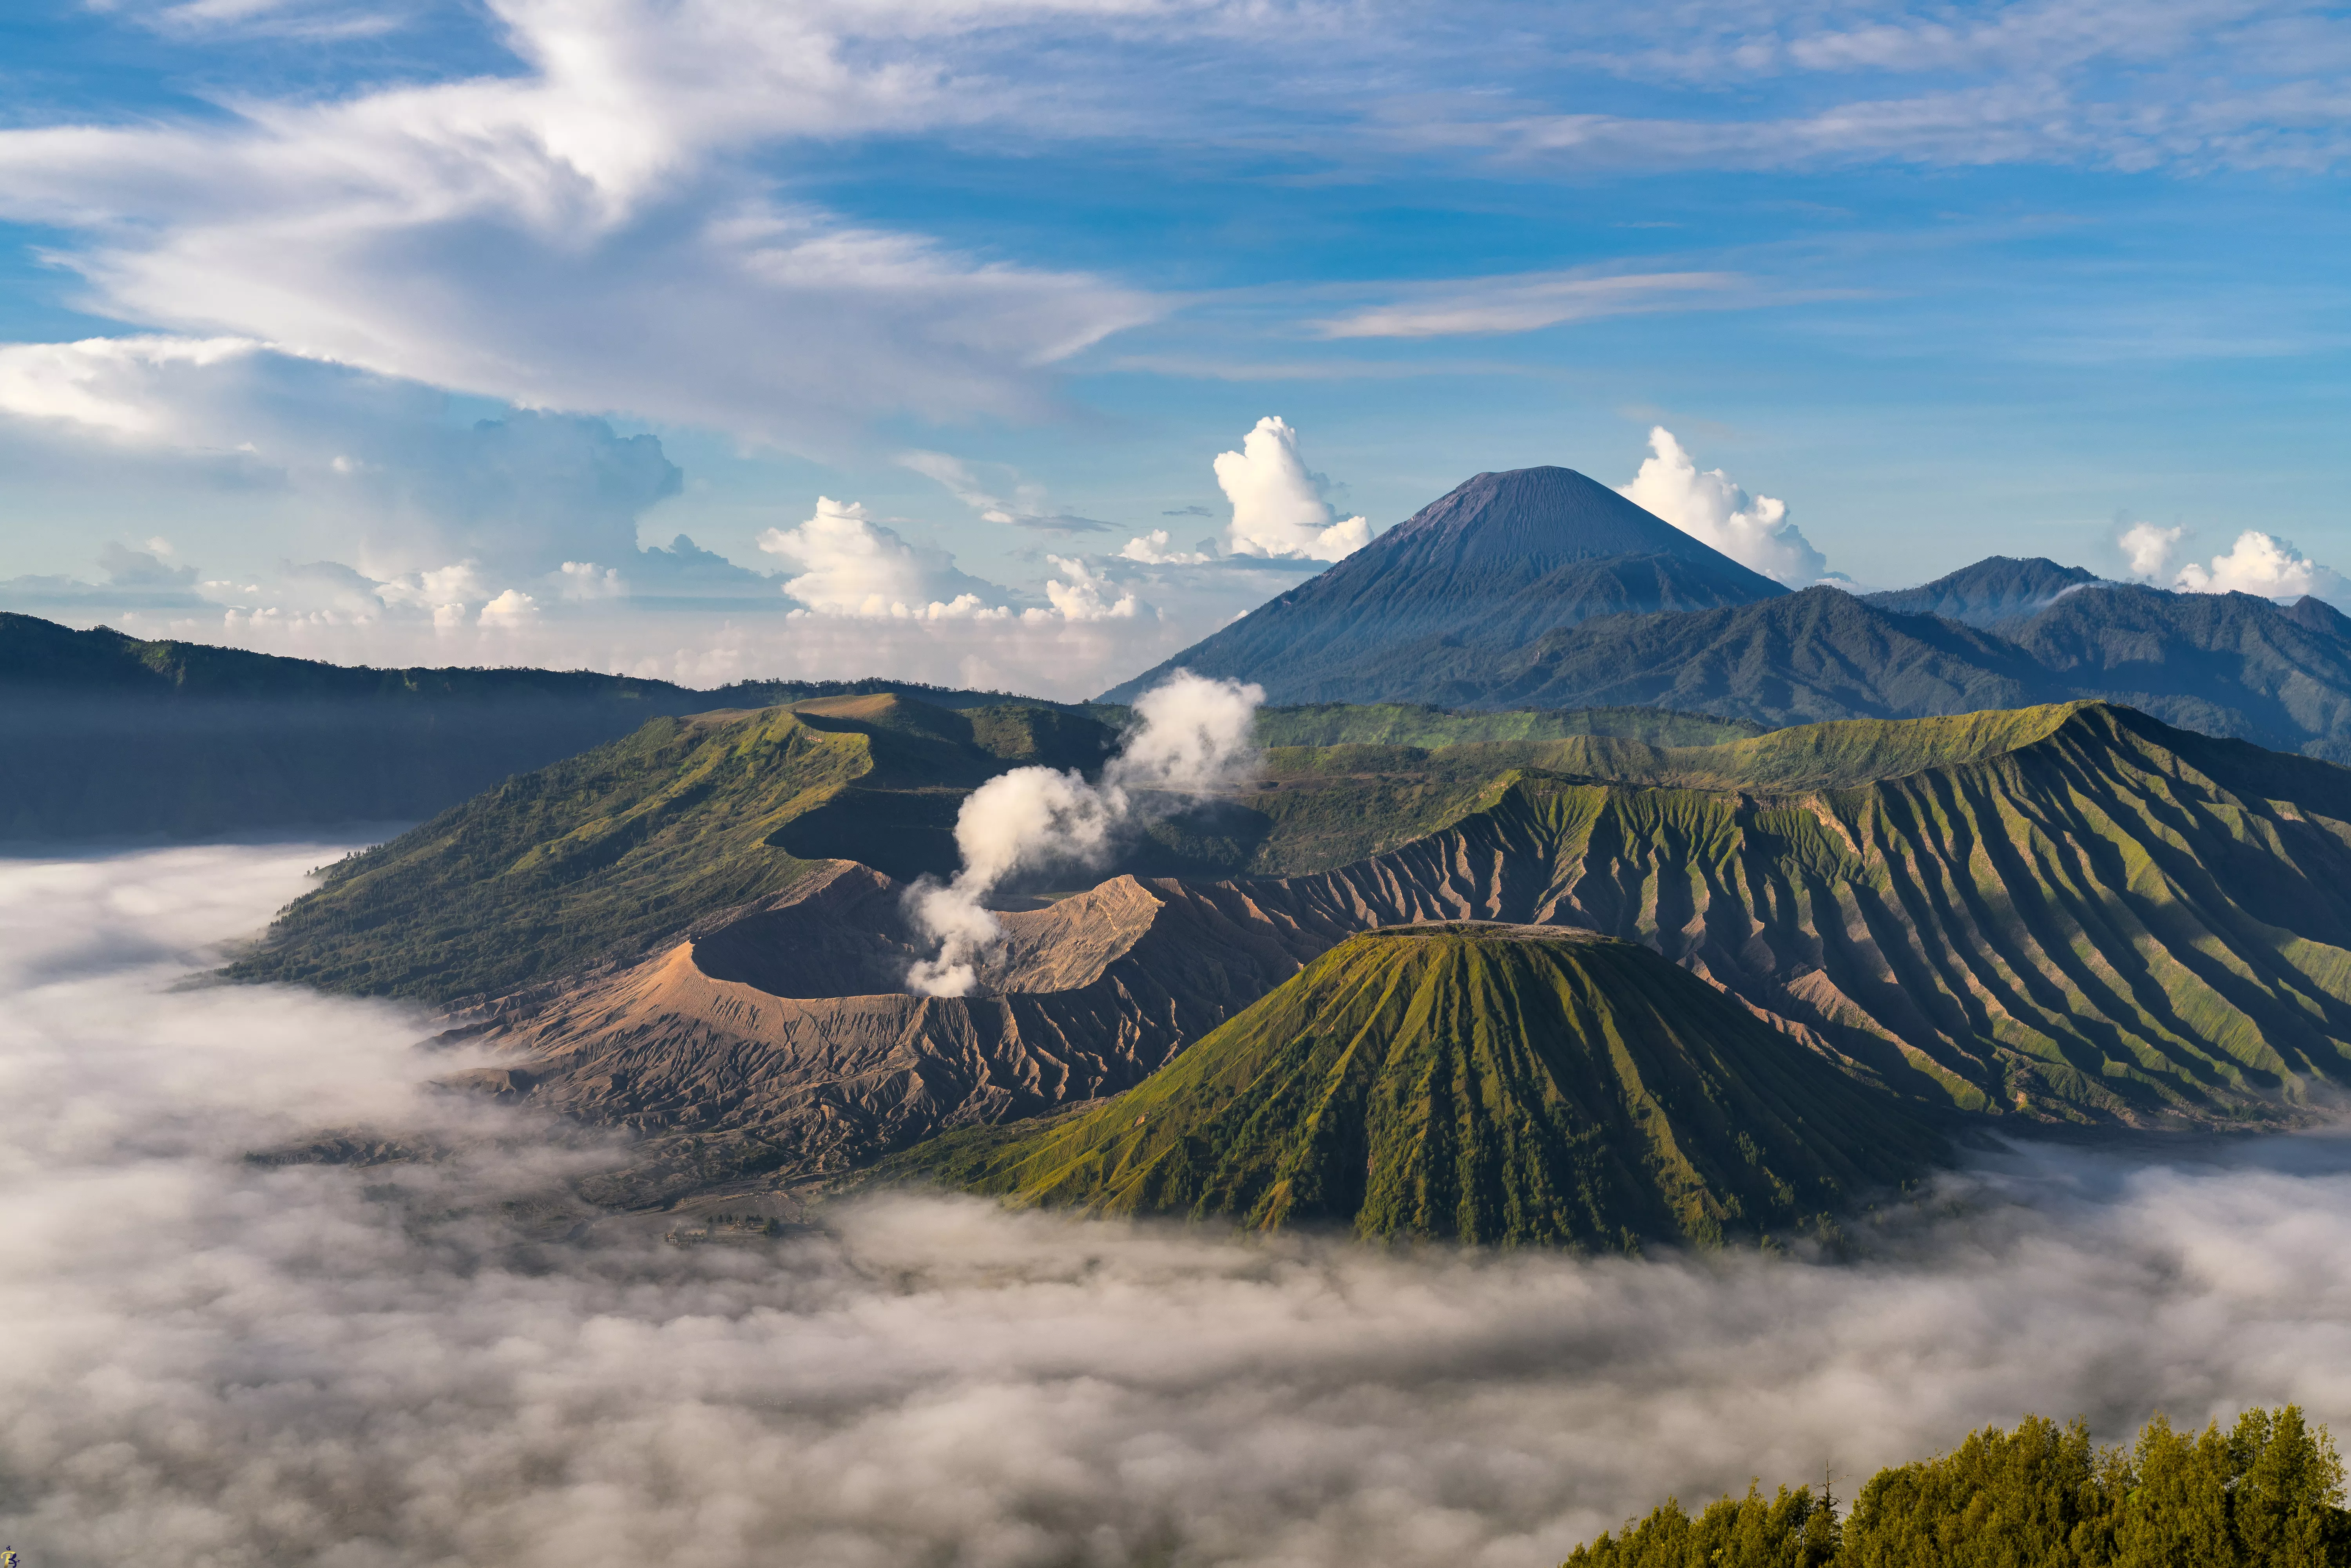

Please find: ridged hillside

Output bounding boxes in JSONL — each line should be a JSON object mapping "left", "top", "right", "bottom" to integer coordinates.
{"left": 1170, "top": 704, "right": 2085, "bottom": 875}
{"left": 884, "top": 925, "right": 1947, "bottom": 1249}
{"left": 227, "top": 693, "right": 1116, "bottom": 999}
{"left": 1228, "top": 702, "right": 2351, "bottom": 1125}
{"left": 1252, "top": 703, "right": 1765, "bottom": 749}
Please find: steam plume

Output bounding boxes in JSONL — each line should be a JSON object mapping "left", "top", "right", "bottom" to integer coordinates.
{"left": 905, "top": 670, "right": 1262, "bottom": 995}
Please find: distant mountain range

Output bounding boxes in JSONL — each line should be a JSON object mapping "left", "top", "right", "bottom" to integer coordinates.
{"left": 0, "top": 613, "right": 1077, "bottom": 837}
{"left": 1105, "top": 470, "right": 2351, "bottom": 762}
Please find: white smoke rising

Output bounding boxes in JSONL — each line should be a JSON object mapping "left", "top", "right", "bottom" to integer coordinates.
{"left": 905, "top": 670, "right": 1263, "bottom": 996}
{"left": 1618, "top": 426, "right": 1833, "bottom": 587}
{"left": 1215, "top": 415, "right": 1373, "bottom": 562}
{"left": 9, "top": 846, "right": 2351, "bottom": 1566}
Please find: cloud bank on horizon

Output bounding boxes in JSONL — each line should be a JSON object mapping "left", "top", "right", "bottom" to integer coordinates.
{"left": 6, "top": 842, "right": 2351, "bottom": 1566}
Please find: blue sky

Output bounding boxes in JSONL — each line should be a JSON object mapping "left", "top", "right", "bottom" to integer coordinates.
{"left": 0, "top": 0, "right": 2346, "bottom": 696}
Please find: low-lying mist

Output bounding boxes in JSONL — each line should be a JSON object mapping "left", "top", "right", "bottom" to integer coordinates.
{"left": 5, "top": 846, "right": 2351, "bottom": 1568}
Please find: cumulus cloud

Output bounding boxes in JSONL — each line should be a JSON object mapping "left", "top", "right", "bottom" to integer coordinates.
{"left": 906, "top": 670, "right": 1262, "bottom": 994}
{"left": 1214, "top": 416, "right": 1372, "bottom": 563}
{"left": 2176, "top": 530, "right": 2350, "bottom": 605}
{"left": 10, "top": 844, "right": 2351, "bottom": 1568}
{"left": 2119, "top": 519, "right": 2350, "bottom": 606}
{"left": 1120, "top": 527, "right": 1217, "bottom": 565}
{"left": 1030, "top": 554, "right": 1140, "bottom": 622}
{"left": 2118, "top": 520, "right": 2188, "bottom": 580}
{"left": 477, "top": 587, "right": 542, "bottom": 628}
{"left": 557, "top": 560, "right": 627, "bottom": 601}
{"left": 758, "top": 496, "right": 1012, "bottom": 620}
{"left": 1618, "top": 426, "right": 1833, "bottom": 586}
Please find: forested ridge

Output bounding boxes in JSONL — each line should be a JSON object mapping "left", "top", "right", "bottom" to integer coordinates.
{"left": 1566, "top": 1406, "right": 2349, "bottom": 1567}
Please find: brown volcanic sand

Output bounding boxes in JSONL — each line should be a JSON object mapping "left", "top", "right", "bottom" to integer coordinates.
{"left": 463, "top": 861, "right": 1362, "bottom": 1208}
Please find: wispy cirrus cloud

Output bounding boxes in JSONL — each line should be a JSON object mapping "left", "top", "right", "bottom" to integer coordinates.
{"left": 1312, "top": 268, "right": 1750, "bottom": 340}
{"left": 0, "top": 0, "right": 1170, "bottom": 443}
{"left": 1, "top": 0, "right": 2344, "bottom": 459}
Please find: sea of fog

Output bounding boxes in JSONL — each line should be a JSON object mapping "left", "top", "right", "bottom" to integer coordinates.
{"left": 6, "top": 844, "right": 2351, "bottom": 1568}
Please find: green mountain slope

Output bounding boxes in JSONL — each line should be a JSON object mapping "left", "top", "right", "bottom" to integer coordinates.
{"left": 1244, "top": 702, "right": 2351, "bottom": 1125}
{"left": 1168, "top": 705, "right": 2085, "bottom": 876}
{"left": 882, "top": 924, "right": 1947, "bottom": 1248}
{"left": 235, "top": 693, "right": 1782, "bottom": 998}
{"left": 1253, "top": 703, "right": 1764, "bottom": 748}
{"left": 225, "top": 694, "right": 1116, "bottom": 999}
{"left": 0, "top": 611, "right": 1080, "bottom": 838}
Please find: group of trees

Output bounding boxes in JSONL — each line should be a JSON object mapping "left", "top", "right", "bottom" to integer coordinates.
{"left": 1565, "top": 1406, "right": 2349, "bottom": 1568}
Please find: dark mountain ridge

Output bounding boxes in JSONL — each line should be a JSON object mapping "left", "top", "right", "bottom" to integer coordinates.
{"left": 0, "top": 612, "right": 1083, "bottom": 838}
{"left": 1862, "top": 556, "right": 2106, "bottom": 626}
{"left": 1104, "top": 502, "right": 2351, "bottom": 758}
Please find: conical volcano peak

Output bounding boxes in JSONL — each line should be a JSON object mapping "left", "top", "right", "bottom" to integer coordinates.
{"left": 1380, "top": 465, "right": 1721, "bottom": 567}
{"left": 1097, "top": 462, "right": 1787, "bottom": 704}
{"left": 881, "top": 924, "right": 1947, "bottom": 1249}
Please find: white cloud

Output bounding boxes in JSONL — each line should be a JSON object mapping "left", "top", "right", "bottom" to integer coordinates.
{"left": 1213, "top": 416, "right": 1371, "bottom": 563}
{"left": 897, "top": 448, "right": 1116, "bottom": 536}
{"left": 1118, "top": 528, "right": 1215, "bottom": 565}
{"left": 897, "top": 449, "right": 1029, "bottom": 524}
{"left": 2176, "top": 529, "right": 2349, "bottom": 604}
{"left": 1315, "top": 269, "right": 1747, "bottom": 339}
{"left": 1617, "top": 426, "right": 1831, "bottom": 586}
{"left": 2119, "top": 520, "right": 2188, "bottom": 579}
{"left": 476, "top": 587, "right": 542, "bottom": 627}
{"left": 758, "top": 496, "right": 1013, "bottom": 619}
{"left": 375, "top": 559, "right": 491, "bottom": 612}
{"left": 0, "top": 2, "right": 1162, "bottom": 444}
{"left": 1028, "top": 555, "right": 1139, "bottom": 623}
{"left": 557, "top": 560, "right": 627, "bottom": 601}
{"left": 0, "top": 336, "right": 683, "bottom": 583}
{"left": 0, "top": 333, "right": 264, "bottom": 435}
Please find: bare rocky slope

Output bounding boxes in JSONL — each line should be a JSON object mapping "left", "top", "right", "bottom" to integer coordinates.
{"left": 451, "top": 863, "right": 1362, "bottom": 1208}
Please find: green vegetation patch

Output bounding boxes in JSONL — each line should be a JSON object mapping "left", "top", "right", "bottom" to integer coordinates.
{"left": 876, "top": 924, "right": 1947, "bottom": 1249}
{"left": 1222, "top": 704, "right": 2096, "bottom": 875}
{"left": 1567, "top": 1405, "right": 2350, "bottom": 1568}
{"left": 1253, "top": 703, "right": 1766, "bottom": 750}
{"left": 226, "top": 695, "right": 1116, "bottom": 1001}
